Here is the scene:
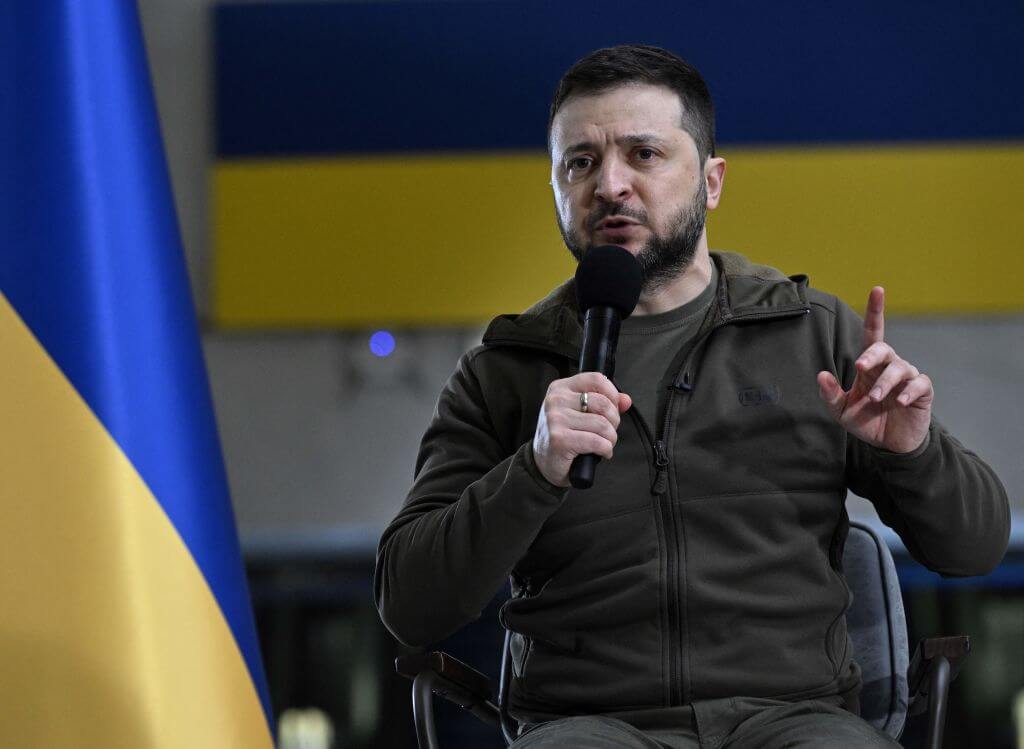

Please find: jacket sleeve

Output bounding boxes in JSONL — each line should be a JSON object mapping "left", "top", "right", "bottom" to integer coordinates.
{"left": 831, "top": 298, "right": 1011, "bottom": 576}
{"left": 373, "top": 348, "right": 569, "bottom": 647}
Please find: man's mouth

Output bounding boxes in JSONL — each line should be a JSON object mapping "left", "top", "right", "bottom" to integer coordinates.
{"left": 595, "top": 217, "right": 641, "bottom": 231}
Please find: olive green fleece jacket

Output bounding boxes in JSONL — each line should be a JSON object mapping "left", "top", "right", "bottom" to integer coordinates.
{"left": 374, "top": 251, "right": 1009, "bottom": 720}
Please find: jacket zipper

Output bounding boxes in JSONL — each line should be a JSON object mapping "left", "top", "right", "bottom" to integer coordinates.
{"left": 645, "top": 335, "right": 702, "bottom": 707}
{"left": 630, "top": 329, "right": 700, "bottom": 707}
{"left": 630, "top": 305, "right": 809, "bottom": 707}
{"left": 654, "top": 436, "right": 681, "bottom": 704}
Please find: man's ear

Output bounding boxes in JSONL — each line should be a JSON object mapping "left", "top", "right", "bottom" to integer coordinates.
{"left": 705, "top": 157, "right": 726, "bottom": 210}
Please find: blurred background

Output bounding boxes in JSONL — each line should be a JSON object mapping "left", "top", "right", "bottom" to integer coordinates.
{"left": 137, "top": 1, "right": 1023, "bottom": 746}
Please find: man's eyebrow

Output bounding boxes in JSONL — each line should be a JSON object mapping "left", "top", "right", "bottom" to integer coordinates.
{"left": 618, "top": 133, "right": 671, "bottom": 149}
{"left": 560, "top": 134, "right": 672, "bottom": 160}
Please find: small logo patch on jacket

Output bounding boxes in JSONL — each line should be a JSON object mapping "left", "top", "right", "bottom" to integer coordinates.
{"left": 738, "top": 385, "right": 781, "bottom": 406}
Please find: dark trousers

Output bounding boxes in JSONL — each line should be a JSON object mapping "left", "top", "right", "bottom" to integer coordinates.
{"left": 510, "top": 697, "right": 901, "bottom": 749}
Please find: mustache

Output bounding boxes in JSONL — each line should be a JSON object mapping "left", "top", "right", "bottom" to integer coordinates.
{"left": 587, "top": 203, "right": 648, "bottom": 232}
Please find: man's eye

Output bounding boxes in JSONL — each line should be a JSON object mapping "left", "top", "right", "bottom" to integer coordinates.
{"left": 568, "top": 157, "right": 592, "bottom": 171}
{"left": 636, "top": 148, "right": 657, "bottom": 161}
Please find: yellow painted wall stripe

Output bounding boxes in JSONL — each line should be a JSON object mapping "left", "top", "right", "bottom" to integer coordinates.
{"left": 213, "top": 152, "right": 575, "bottom": 327}
{"left": 713, "top": 142, "right": 1024, "bottom": 315}
{"left": 212, "top": 143, "right": 1024, "bottom": 326}
{"left": 0, "top": 293, "right": 273, "bottom": 749}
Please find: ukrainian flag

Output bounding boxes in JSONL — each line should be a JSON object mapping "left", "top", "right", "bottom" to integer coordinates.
{"left": 0, "top": 3, "right": 274, "bottom": 746}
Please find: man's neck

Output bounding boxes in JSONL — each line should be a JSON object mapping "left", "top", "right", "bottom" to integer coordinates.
{"left": 632, "top": 244, "right": 714, "bottom": 316}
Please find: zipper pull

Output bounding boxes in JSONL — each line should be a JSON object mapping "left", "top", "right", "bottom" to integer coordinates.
{"left": 668, "top": 371, "right": 693, "bottom": 392}
{"left": 651, "top": 439, "right": 669, "bottom": 495}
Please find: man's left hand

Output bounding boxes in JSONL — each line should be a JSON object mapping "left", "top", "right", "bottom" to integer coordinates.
{"left": 816, "top": 287, "right": 933, "bottom": 453}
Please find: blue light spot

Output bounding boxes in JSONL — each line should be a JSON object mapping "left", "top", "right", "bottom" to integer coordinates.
{"left": 369, "top": 330, "right": 395, "bottom": 357}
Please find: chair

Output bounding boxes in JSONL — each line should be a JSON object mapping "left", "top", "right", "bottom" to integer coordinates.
{"left": 397, "top": 521, "right": 969, "bottom": 749}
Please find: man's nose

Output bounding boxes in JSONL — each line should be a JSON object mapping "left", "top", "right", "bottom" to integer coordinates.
{"left": 593, "top": 157, "right": 632, "bottom": 202}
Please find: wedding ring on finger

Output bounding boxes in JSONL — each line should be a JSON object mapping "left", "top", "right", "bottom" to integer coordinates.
{"left": 579, "top": 391, "right": 590, "bottom": 413}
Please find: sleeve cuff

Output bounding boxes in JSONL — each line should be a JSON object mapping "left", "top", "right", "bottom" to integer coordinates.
{"left": 521, "top": 441, "right": 571, "bottom": 499}
{"left": 870, "top": 424, "right": 933, "bottom": 462}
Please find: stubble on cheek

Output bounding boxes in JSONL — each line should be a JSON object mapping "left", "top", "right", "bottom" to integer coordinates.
{"left": 553, "top": 193, "right": 586, "bottom": 262}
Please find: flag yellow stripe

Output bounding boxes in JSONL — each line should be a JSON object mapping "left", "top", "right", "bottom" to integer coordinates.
{"left": 211, "top": 143, "right": 1024, "bottom": 326}
{"left": 0, "top": 293, "right": 273, "bottom": 748}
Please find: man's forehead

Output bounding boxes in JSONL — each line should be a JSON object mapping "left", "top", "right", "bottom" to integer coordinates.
{"left": 550, "top": 83, "right": 687, "bottom": 153}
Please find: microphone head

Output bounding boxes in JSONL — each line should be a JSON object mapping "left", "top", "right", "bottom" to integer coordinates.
{"left": 575, "top": 245, "right": 643, "bottom": 318}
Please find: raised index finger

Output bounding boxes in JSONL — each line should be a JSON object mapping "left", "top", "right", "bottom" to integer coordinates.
{"left": 862, "top": 286, "right": 886, "bottom": 349}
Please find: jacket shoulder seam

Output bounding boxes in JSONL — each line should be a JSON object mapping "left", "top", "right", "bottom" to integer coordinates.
{"left": 809, "top": 299, "right": 837, "bottom": 315}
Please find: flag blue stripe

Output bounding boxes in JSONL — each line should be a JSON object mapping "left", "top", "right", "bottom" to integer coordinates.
{"left": 0, "top": 1, "right": 272, "bottom": 726}
{"left": 214, "top": 0, "right": 1024, "bottom": 157}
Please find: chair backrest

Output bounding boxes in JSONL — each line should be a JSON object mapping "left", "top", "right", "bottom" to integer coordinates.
{"left": 498, "top": 520, "right": 911, "bottom": 742}
{"left": 844, "top": 521, "right": 910, "bottom": 738}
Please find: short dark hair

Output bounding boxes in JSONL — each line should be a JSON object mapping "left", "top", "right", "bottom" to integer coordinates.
{"left": 548, "top": 44, "right": 716, "bottom": 164}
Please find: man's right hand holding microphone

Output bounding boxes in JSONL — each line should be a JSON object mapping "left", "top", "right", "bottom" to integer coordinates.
{"left": 532, "top": 372, "right": 632, "bottom": 488}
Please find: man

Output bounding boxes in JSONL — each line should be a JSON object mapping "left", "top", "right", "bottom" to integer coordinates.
{"left": 374, "top": 45, "right": 1010, "bottom": 748}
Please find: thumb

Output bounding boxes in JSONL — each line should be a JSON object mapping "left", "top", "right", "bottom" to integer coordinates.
{"left": 618, "top": 392, "right": 633, "bottom": 413}
{"left": 816, "top": 371, "right": 846, "bottom": 418}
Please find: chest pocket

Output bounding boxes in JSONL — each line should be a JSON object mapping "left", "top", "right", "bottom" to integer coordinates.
{"left": 674, "top": 322, "right": 846, "bottom": 496}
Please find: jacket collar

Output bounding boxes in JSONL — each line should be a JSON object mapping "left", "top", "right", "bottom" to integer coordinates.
{"left": 481, "top": 250, "right": 810, "bottom": 357}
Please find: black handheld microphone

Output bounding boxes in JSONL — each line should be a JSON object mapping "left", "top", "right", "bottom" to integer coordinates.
{"left": 569, "top": 245, "right": 643, "bottom": 490}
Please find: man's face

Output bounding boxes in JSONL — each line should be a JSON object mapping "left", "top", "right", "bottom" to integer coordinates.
{"left": 550, "top": 84, "right": 708, "bottom": 290}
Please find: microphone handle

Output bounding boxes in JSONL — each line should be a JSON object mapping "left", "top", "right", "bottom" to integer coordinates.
{"left": 570, "top": 307, "right": 621, "bottom": 490}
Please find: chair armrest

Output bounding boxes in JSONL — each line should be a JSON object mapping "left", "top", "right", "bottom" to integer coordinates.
{"left": 907, "top": 635, "right": 970, "bottom": 712}
{"left": 907, "top": 636, "right": 970, "bottom": 749}
{"left": 396, "top": 651, "right": 494, "bottom": 703}
{"left": 396, "top": 651, "right": 499, "bottom": 721}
